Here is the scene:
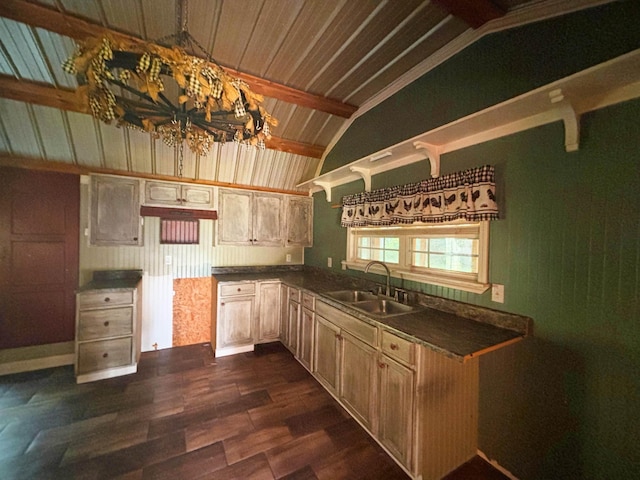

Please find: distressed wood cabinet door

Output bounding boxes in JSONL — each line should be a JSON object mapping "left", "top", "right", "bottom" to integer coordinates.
{"left": 256, "top": 281, "right": 281, "bottom": 342}
{"left": 90, "top": 175, "right": 142, "bottom": 246}
{"left": 218, "top": 295, "right": 254, "bottom": 349}
{"left": 313, "top": 315, "right": 340, "bottom": 395}
{"left": 340, "top": 330, "right": 378, "bottom": 431}
{"left": 299, "top": 306, "right": 314, "bottom": 371}
{"left": 145, "top": 181, "right": 214, "bottom": 209}
{"left": 253, "top": 193, "right": 283, "bottom": 246}
{"left": 378, "top": 354, "right": 415, "bottom": 468}
{"left": 286, "top": 298, "right": 299, "bottom": 354}
{"left": 218, "top": 189, "right": 253, "bottom": 245}
{"left": 285, "top": 196, "right": 313, "bottom": 246}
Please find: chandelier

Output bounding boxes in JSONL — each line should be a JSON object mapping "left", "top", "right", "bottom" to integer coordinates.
{"left": 62, "top": 1, "right": 276, "bottom": 159}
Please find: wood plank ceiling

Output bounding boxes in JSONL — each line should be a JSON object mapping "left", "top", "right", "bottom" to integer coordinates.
{"left": 0, "top": 0, "right": 607, "bottom": 192}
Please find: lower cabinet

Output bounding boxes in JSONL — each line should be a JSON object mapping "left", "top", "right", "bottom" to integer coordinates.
{"left": 310, "top": 299, "right": 479, "bottom": 480}
{"left": 255, "top": 281, "right": 281, "bottom": 343}
{"left": 284, "top": 286, "right": 300, "bottom": 355}
{"left": 339, "top": 330, "right": 377, "bottom": 431}
{"left": 313, "top": 314, "right": 340, "bottom": 394}
{"left": 75, "top": 286, "right": 141, "bottom": 383}
{"left": 298, "top": 293, "right": 315, "bottom": 371}
{"left": 215, "top": 280, "right": 281, "bottom": 357}
{"left": 216, "top": 282, "right": 255, "bottom": 356}
{"left": 377, "top": 331, "right": 416, "bottom": 469}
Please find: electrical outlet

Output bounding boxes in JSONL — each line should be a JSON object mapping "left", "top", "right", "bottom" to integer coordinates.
{"left": 165, "top": 255, "right": 172, "bottom": 265}
{"left": 327, "top": 257, "right": 333, "bottom": 268}
{"left": 286, "top": 254, "right": 292, "bottom": 262}
{"left": 491, "top": 284, "right": 504, "bottom": 303}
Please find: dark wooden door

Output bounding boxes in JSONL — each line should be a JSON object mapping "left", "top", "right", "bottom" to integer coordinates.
{"left": 0, "top": 167, "right": 79, "bottom": 349}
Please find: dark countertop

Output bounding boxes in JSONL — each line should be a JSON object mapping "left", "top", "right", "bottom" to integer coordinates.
{"left": 212, "top": 267, "right": 530, "bottom": 362}
{"left": 77, "top": 269, "right": 143, "bottom": 292}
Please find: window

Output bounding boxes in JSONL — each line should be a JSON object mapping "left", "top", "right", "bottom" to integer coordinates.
{"left": 345, "top": 221, "right": 489, "bottom": 293}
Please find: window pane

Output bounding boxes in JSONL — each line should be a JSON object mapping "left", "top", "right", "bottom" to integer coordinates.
{"left": 385, "top": 237, "right": 400, "bottom": 249}
{"left": 412, "top": 252, "right": 427, "bottom": 267}
{"left": 358, "top": 248, "right": 371, "bottom": 260}
{"left": 429, "top": 253, "right": 448, "bottom": 270}
{"left": 372, "top": 250, "right": 384, "bottom": 261}
{"left": 359, "top": 237, "right": 370, "bottom": 247}
{"left": 429, "top": 238, "right": 447, "bottom": 253}
{"left": 384, "top": 251, "right": 399, "bottom": 263}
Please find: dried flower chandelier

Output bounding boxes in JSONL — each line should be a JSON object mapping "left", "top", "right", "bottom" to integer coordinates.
{"left": 62, "top": 1, "right": 276, "bottom": 158}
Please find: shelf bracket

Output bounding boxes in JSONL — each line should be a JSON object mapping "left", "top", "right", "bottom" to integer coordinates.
{"left": 349, "top": 166, "right": 372, "bottom": 192}
{"left": 549, "top": 89, "right": 580, "bottom": 152}
{"left": 413, "top": 141, "right": 441, "bottom": 177}
{"left": 313, "top": 180, "right": 333, "bottom": 202}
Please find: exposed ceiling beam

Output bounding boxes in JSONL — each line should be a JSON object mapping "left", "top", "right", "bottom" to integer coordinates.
{"left": 0, "top": 0, "right": 357, "bottom": 119}
{"left": 0, "top": 74, "right": 324, "bottom": 158}
{"left": 432, "top": 0, "right": 506, "bottom": 28}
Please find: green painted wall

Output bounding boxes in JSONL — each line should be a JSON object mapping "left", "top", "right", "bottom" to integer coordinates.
{"left": 322, "top": 0, "right": 640, "bottom": 173}
{"left": 306, "top": 3, "right": 640, "bottom": 478}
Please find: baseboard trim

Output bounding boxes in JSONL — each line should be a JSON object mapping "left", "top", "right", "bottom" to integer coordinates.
{"left": 0, "top": 352, "right": 75, "bottom": 376}
{"left": 215, "top": 344, "right": 254, "bottom": 357}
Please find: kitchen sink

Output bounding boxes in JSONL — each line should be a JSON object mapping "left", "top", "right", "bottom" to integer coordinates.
{"left": 325, "top": 290, "right": 378, "bottom": 303}
{"left": 324, "top": 290, "right": 419, "bottom": 317}
{"left": 350, "top": 298, "right": 417, "bottom": 317}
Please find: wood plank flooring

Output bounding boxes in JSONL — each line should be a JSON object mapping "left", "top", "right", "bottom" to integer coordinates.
{"left": 0, "top": 342, "right": 508, "bottom": 480}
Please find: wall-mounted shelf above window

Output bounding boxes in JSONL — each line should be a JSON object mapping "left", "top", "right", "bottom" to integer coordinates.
{"left": 299, "top": 48, "right": 640, "bottom": 202}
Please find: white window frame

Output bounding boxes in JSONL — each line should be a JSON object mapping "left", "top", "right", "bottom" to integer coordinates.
{"left": 342, "top": 220, "right": 490, "bottom": 294}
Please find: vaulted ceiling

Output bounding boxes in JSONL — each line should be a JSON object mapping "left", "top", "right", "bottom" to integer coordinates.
{"left": 0, "top": 0, "right": 612, "bottom": 192}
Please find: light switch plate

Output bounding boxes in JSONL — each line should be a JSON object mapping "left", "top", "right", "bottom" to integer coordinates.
{"left": 491, "top": 284, "right": 504, "bottom": 303}
{"left": 327, "top": 257, "right": 333, "bottom": 268}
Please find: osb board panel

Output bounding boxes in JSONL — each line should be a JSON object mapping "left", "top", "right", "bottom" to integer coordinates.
{"left": 173, "top": 277, "right": 212, "bottom": 347}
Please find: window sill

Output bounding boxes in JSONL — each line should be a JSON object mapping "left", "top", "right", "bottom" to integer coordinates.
{"left": 342, "top": 261, "right": 490, "bottom": 295}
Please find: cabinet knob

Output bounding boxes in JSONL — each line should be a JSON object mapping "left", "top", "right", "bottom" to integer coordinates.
{"left": 237, "top": 288, "right": 242, "bottom": 292}
{"left": 104, "top": 297, "right": 111, "bottom": 302}
{"left": 378, "top": 362, "right": 387, "bottom": 369}
{"left": 133, "top": 237, "right": 138, "bottom": 241}
{"left": 102, "top": 352, "right": 109, "bottom": 358}
{"left": 221, "top": 302, "right": 225, "bottom": 306}
{"left": 390, "top": 343, "right": 399, "bottom": 350}
{"left": 104, "top": 321, "right": 110, "bottom": 327}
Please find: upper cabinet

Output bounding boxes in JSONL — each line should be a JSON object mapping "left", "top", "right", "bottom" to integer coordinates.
{"left": 217, "top": 189, "right": 313, "bottom": 247}
{"left": 144, "top": 180, "right": 214, "bottom": 209}
{"left": 217, "top": 189, "right": 283, "bottom": 246}
{"left": 286, "top": 196, "right": 313, "bottom": 247}
{"left": 90, "top": 175, "right": 143, "bottom": 246}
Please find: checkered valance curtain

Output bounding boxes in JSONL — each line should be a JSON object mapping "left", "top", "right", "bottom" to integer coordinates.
{"left": 340, "top": 165, "right": 499, "bottom": 227}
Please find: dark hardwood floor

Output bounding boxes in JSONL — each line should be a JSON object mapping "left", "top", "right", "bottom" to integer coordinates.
{"left": 0, "top": 342, "right": 508, "bottom": 480}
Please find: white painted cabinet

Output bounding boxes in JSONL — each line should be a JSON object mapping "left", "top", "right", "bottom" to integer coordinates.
{"left": 311, "top": 299, "right": 479, "bottom": 479}
{"left": 284, "top": 286, "right": 300, "bottom": 355}
{"left": 75, "top": 285, "right": 141, "bottom": 383}
{"left": 255, "top": 281, "right": 281, "bottom": 343}
{"left": 215, "top": 282, "right": 256, "bottom": 357}
{"left": 298, "top": 293, "right": 315, "bottom": 371}
{"left": 218, "top": 189, "right": 283, "bottom": 246}
{"left": 144, "top": 180, "right": 214, "bottom": 209}
{"left": 377, "top": 331, "right": 416, "bottom": 470}
{"left": 285, "top": 196, "right": 313, "bottom": 247}
{"left": 90, "top": 175, "right": 143, "bottom": 246}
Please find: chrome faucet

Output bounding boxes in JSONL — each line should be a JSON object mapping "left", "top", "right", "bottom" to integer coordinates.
{"left": 364, "top": 260, "right": 391, "bottom": 297}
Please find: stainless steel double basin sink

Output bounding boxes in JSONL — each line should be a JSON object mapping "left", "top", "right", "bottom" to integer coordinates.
{"left": 324, "top": 289, "right": 420, "bottom": 318}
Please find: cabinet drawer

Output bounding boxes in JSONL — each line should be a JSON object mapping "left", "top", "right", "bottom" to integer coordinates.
{"left": 77, "top": 337, "right": 133, "bottom": 374}
{"left": 316, "top": 301, "right": 377, "bottom": 347}
{"left": 288, "top": 286, "right": 300, "bottom": 303}
{"left": 79, "top": 290, "right": 133, "bottom": 309}
{"left": 220, "top": 282, "right": 256, "bottom": 297}
{"left": 302, "top": 293, "right": 315, "bottom": 310}
{"left": 381, "top": 330, "right": 415, "bottom": 367}
{"left": 77, "top": 307, "right": 134, "bottom": 341}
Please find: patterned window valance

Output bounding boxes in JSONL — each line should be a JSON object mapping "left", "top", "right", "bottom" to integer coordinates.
{"left": 341, "top": 165, "right": 498, "bottom": 227}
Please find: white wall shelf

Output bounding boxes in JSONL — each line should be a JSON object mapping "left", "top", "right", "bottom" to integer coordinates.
{"left": 299, "top": 49, "right": 640, "bottom": 202}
